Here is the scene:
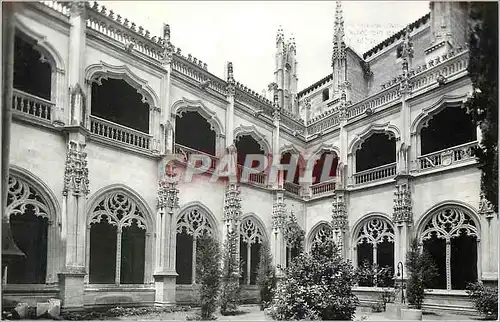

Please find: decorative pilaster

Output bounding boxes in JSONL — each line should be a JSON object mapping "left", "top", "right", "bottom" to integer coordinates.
{"left": 392, "top": 178, "right": 413, "bottom": 280}
{"left": 331, "top": 190, "right": 348, "bottom": 257}
{"left": 225, "top": 62, "right": 236, "bottom": 148}
{"left": 271, "top": 96, "right": 281, "bottom": 188}
{"left": 332, "top": 1, "right": 347, "bottom": 96}
{"left": 67, "top": 0, "right": 87, "bottom": 127}
{"left": 160, "top": 24, "right": 175, "bottom": 154}
{"left": 154, "top": 163, "right": 180, "bottom": 306}
{"left": 478, "top": 192, "right": 498, "bottom": 283}
{"left": 271, "top": 190, "right": 287, "bottom": 272}
{"left": 223, "top": 182, "right": 242, "bottom": 273}
{"left": 59, "top": 138, "right": 90, "bottom": 310}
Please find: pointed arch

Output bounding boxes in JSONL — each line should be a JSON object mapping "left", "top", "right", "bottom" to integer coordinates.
{"left": 351, "top": 213, "right": 395, "bottom": 246}
{"left": 14, "top": 15, "right": 66, "bottom": 73}
{"left": 306, "top": 220, "right": 332, "bottom": 252}
{"left": 234, "top": 125, "right": 272, "bottom": 155}
{"left": 411, "top": 93, "right": 470, "bottom": 135}
{"left": 240, "top": 213, "right": 268, "bottom": 244}
{"left": 176, "top": 201, "right": 219, "bottom": 238}
{"left": 348, "top": 122, "right": 401, "bottom": 155}
{"left": 86, "top": 184, "right": 155, "bottom": 232}
{"left": 85, "top": 61, "right": 159, "bottom": 108}
{"left": 308, "top": 142, "right": 340, "bottom": 161}
{"left": 171, "top": 97, "right": 224, "bottom": 137}
{"left": 6, "top": 165, "right": 61, "bottom": 284}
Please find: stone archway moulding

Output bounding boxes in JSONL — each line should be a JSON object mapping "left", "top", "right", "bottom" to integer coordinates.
{"left": 234, "top": 124, "right": 272, "bottom": 155}
{"left": 14, "top": 15, "right": 66, "bottom": 73}
{"left": 348, "top": 122, "right": 401, "bottom": 155}
{"left": 308, "top": 142, "right": 341, "bottom": 161}
{"left": 410, "top": 93, "right": 470, "bottom": 135}
{"left": 351, "top": 212, "right": 395, "bottom": 246}
{"left": 171, "top": 97, "right": 224, "bottom": 137}
{"left": 85, "top": 61, "right": 160, "bottom": 108}
{"left": 176, "top": 201, "right": 220, "bottom": 238}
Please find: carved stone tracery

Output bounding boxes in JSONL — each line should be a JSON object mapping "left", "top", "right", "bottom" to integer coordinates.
{"left": 420, "top": 207, "right": 478, "bottom": 242}
{"left": 7, "top": 176, "right": 50, "bottom": 220}
{"left": 310, "top": 223, "right": 333, "bottom": 249}
{"left": 89, "top": 193, "right": 148, "bottom": 232}
{"left": 356, "top": 217, "right": 395, "bottom": 245}
{"left": 177, "top": 208, "right": 214, "bottom": 238}
{"left": 240, "top": 218, "right": 264, "bottom": 244}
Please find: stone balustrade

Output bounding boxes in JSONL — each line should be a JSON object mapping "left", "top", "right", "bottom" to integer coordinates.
{"left": 12, "top": 89, "right": 54, "bottom": 122}
{"left": 174, "top": 143, "right": 218, "bottom": 170}
{"left": 284, "top": 182, "right": 301, "bottom": 195}
{"left": 89, "top": 115, "right": 152, "bottom": 150}
{"left": 353, "top": 162, "right": 397, "bottom": 185}
{"left": 417, "top": 141, "right": 477, "bottom": 171}
{"left": 310, "top": 179, "right": 336, "bottom": 197}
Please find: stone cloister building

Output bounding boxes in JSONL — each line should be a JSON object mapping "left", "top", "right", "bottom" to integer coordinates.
{"left": 2, "top": 0, "right": 498, "bottom": 314}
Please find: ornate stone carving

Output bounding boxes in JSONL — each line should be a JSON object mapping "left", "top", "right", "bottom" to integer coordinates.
{"left": 240, "top": 218, "right": 264, "bottom": 244}
{"left": 70, "top": 0, "right": 86, "bottom": 17}
{"left": 89, "top": 193, "right": 147, "bottom": 231}
{"left": 331, "top": 1, "right": 346, "bottom": 62}
{"left": 478, "top": 192, "right": 495, "bottom": 218}
{"left": 63, "top": 141, "right": 90, "bottom": 197}
{"left": 356, "top": 217, "right": 395, "bottom": 245}
{"left": 399, "top": 26, "right": 414, "bottom": 95}
{"left": 420, "top": 207, "right": 478, "bottom": 242}
{"left": 223, "top": 183, "right": 242, "bottom": 222}
{"left": 272, "top": 191, "right": 287, "bottom": 230}
{"left": 393, "top": 183, "right": 412, "bottom": 223}
{"left": 226, "top": 62, "right": 235, "bottom": 96}
{"left": 159, "top": 23, "right": 174, "bottom": 64}
{"left": 7, "top": 176, "right": 50, "bottom": 220}
{"left": 331, "top": 191, "right": 348, "bottom": 231}
{"left": 157, "top": 165, "right": 179, "bottom": 211}
{"left": 177, "top": 208, "right": 214, "bottom": 238}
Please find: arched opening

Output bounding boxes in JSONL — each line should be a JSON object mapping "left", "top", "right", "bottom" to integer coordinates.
{"left": 280, "top": 152, "right": 301, "bottom": 185}
{"left": 6, "top": 175, "right": 51, "bottom": 284}
{"left": 91, "top": 78, "right": 150, "bottom": 133}
{"left": 88, "top": 193, "right": 148, "bottom": 285}
{"left": 420, "top": 106, "right": 477, "bottom": 155}
{"left": 235, "top": 135, "right": 265, "bottom": 167}
{"left": 308, "top": 223, "right": 332, "bottom": 252}
{"left": 420, "top": 206, "right": 479, "bottom": 290}
{"left": 175, "top": 111, "right": 216, "bottom": 155}
{"left": 355, "top": 217, "right": 395, "bottom": 287}
{"left": 175, "top": 206, "right": 215, "bottom": 285}
{"left": 311, "top": 151, "right": 338, "bottom": 184}
{"left": 285, "top": 214, "right": 304, "bottom": 267}
{"left": 239, "top": 217, "right": 264, "bottom": 285}
{"left": 356, "top": 133, "right": 396, "bottom": 172}
{"left": 322, "top": 88, "right": 329, "bottom": 102}
{"left": 13, "top": 33, "right": 52, "bottom": 100}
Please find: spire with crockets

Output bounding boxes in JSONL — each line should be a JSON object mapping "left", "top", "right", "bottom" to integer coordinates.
{"left": 332, "top": 0, "right": 346, "bottom": 63}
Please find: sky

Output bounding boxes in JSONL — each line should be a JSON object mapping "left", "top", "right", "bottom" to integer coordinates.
{"left": 103, "top": 1, "right": 430, "bottom": 93}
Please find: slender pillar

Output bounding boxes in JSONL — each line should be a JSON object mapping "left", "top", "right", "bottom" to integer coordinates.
{"left": 225, "top": 62, "right": 235, "bottom": 148}
{"left": 154, "top": 163, "right": 180, "bottom": 306}
{"left": 160, "top": 24, "right": 175, "bottom": 154}
{"left": 271, "top": 190, "right": 287, "bottom": 275}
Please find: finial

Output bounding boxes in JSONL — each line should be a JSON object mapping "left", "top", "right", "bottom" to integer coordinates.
{"left": 227, "top": 62, "right": 234, "bottom": 81}
{"left": 332, "top": 0, "right": 346, "bottom": 61}
{"left": 163, "top": 23, "right": 171, "bottom": 42}
{"left": 276, "top": 25, "right": 285, "bottom": 44}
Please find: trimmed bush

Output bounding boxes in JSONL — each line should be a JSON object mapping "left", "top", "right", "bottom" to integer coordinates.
{"left": 256, "top": 241, "right": 277, "bottom": 309}
{"left": 220, "top": 229, "right": 241, "bottom": 315}
{"left": 405, "top": 238, "right": 438, "bottom": 309}
{"left": 466, "top": 282, "right": 498, "bottom": 320}
{"left": 269, "top": 237, "right": 358, "bottom": 320}
{"left": 196, "top": 233, "right": 222, "bottom": 320}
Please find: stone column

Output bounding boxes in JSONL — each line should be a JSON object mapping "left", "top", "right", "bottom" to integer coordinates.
{"left": 331, "top": 189, "right": 348, "bottom": 258}
{"left": 154, "top": 163, "right": 180, "bottom": 306}
{"left": 271, "top": 96, "right": 281, "bottom": 188}
{"left": 59, "top": 136, "right": 90, "bottom": 311}
{"left": 225, "top": 62, "right": 235, "bottom": 149}
{"left": 222, "top": 182, "right": 242, "bottom": 283}
{"left": 478, "top": 193, "right": 497, "bottom": 286}
{"left": 271, "top": 190, "right": 287, "bottom": 276}
{"left": 159, "top": 24, "right": 175, "bottom": 155}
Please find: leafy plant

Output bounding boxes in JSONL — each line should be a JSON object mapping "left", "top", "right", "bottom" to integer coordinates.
{"left": 269, "top": 237, "right": 358, "bottom": 320}
{"left": 465, "top": 2, "right": 498, "bottom": 213}
{"left": 256, "top": 241, "right": 277, "bottom": 310}
{"left": 405, "top": 238, "right": 438, "bottom": 309}
{"left": 196, "top": 233, "right": 222, "bottom": 320}
{"left": 466, "top": 282, "right": 498, "bottom": 320}
{"left": 356, "top": 261, "right": 394, "bottom": 287}
{"left": 220, "top": 229, "right": 241, "bottom": 315}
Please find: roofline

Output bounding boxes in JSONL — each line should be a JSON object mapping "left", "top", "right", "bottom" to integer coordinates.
{"left": 363, "top": 12, "right": 431, "bottom": 59}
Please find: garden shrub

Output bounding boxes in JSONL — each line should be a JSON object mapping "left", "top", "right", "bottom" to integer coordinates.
{"left": 356, "top": 261, "right": 394, "bottom": 287}
{"left": 196, "top": 233, "right": 222, "bottom": 320}
{"left": 405, "top": 238, "right": 438, "bottom": 309}
{"left": 466, "top": 281, "right": 498, "bottom": 320}
{"left": 220, "top": 229, "right": 241, "bottom": 315}
{"left": 269, "top": 237, "right": 358, "bottom": 320}
{"left": 256, "top": 241, "right": 277, "bottom": 310}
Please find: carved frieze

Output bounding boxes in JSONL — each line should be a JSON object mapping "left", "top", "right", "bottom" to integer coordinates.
{"left": 63, "top": 142, "right": 90, "bottom": 197}
{"left": 272, "top": 191, "right": 287, "bottom": 230}
{"left": 331, "top": 190, "right": 348, "bottom": 231}
{"left": 393, "top": 183, "right": 413, "bottom": 223}
{"left": 223, "top": 183, "right": 242, "bottom": 222}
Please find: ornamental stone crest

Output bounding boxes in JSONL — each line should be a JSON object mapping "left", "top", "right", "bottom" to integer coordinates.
{"left": 223, "top": 183, "right": 242, "bottom": 222}
{"left": 226, "top": 62, "right": 236, "bottom": 96}
{"left": 63, "top": 141, "right": 90, "bottom": 197}
{"left": 478, "top": 192, "right": 495, "bottom": 218}
{"left": 393, "top": 183, "right": 412, "bottom": 223}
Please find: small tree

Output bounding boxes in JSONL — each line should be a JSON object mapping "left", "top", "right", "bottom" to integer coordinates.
{"left": 466, "top": 281, "right": 498, "bottom": 320}
{"left": 405, "top": 238, "right": 438, "bottom": 309}
{"left": 270, "top": 237, "right": 358, "bottom": 320}
{"left": 220, "top": 229, "right": 241, "bottom": 315}
{"left": 196, "top": 233, "right": 222, "bottom": 320}
{"left": 256, "top": 241, "right": 277, "bottom": 310}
